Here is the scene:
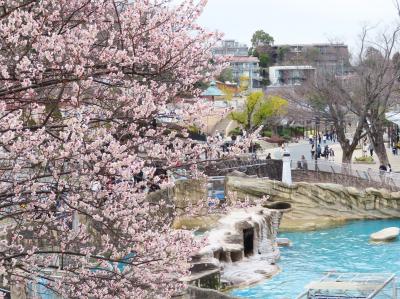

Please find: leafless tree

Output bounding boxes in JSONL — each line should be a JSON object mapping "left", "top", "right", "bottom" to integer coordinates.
{"left": 293, "top": 72, "right": 368, "bottom": 163}
{"left": 356, "top": 26, "right": 400, "bottom": 165}
{"left": 287, "top": 26, "right": 400, "bottom": 165}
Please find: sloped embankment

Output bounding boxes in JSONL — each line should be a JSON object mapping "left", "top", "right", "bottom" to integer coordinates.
{"left": 226, "top": 176, "right": 400, "bottom": 231}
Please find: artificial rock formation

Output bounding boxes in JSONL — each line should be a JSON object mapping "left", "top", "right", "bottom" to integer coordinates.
{"left": 183, "top": 207, "right": 283, "bottom": 289}
{"left": 226, "top": 176, "right": 400, "bottom": 231}
{"left": 370, "top": 227, "right": 400, "bottom": 242}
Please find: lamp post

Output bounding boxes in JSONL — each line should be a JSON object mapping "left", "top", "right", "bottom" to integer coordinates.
{"left": 315, "top": 117, "right": 320, "bottom": 169}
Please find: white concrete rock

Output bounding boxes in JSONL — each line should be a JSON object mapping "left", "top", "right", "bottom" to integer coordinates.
{"left": 277, "top": 237, "right": 292, "bottom": 247}
{"left": 370, "top": 227, "right": 400, "bottom": 242}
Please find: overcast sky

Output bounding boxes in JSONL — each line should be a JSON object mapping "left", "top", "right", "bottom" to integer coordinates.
{"left": 197, "top": 0, "right": 399, "bottom": 53}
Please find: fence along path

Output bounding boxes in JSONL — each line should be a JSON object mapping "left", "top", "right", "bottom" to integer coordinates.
{"left": 295, "top": 159, "right": 400, "bottom": 191}
{"left": 199, "top": 154, "right": 400, "bottom": 191}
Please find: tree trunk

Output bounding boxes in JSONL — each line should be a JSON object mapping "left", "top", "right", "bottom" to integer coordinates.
{"left": 336, "top": 123, "right": 357, "bottom": 164}
{"left": 342, "top": 150, "right": 353, "bottom": 164}
{"left": 368, "top": 118, "right": 389, "bottom": 166}
{"left": 372, "top": 133, "right": 389, "bottom": 165}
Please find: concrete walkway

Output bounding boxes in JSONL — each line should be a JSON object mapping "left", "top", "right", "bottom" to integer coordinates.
{"left": 329, "top": 143, "right": 400, "bottom": 173}
{"left": 258, "top": 138, "right": 400, "bottom": 173}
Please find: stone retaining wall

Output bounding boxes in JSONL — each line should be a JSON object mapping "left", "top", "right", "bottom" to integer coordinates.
{"left": 292, "top": 169, "right": 399, "bottom": 191}
{"left": 203, "top": 159, "right": 283, "bottom": 180}
{"left": 226, "top": 176, "right": 400, "bottom": 231}
{"left": 173, "top": 178, "right": 207, "bottom": 212}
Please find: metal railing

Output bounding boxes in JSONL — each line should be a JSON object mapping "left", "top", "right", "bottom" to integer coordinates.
{"left": 293, "top": 159, "right": 400, "bottom": 191}
{"left": 296, "top": 272, "right": 397, "bottom": 299}
{"left": 196, "top": 154, "right": 400, "bottom": 190}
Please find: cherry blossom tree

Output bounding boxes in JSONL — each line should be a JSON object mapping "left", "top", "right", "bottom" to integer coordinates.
{"left": 0, "top": 0, "right": 242, "bottom": 297}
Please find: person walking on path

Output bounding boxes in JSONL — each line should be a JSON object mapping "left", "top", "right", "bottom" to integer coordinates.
{"left": 369, "top": 143, "right": 374, "bottom": 157}
{"left": 323, "top": 145, "right": 329, "bottom": 160}
{"left": 266, "top": 153, "right": 271, "bottom": 160}
{"left": 329, "top": 148, "right": 335, "bottom": 162}
{"left": 392, "top": 145, "right": 398, "bottom": 155}
{"left": 317, "top": 144, "right": 321, "bottom": 158}
{"left": 362, "top": 142, "right": 368, "bottom": 157}
{"left": 311, "top": 144, "right": 315, "bottom": 159}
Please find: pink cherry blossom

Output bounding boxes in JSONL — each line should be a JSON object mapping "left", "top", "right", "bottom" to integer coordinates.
{"left": 0, "top": 0, "right": 256, "bottom": 298}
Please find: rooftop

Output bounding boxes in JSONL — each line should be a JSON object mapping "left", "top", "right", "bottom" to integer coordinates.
{"left": 228, "top": 56, "right": 260, "bottom": 63}
{"left": 216, "top": 39, "right": 248, "bottom": 47}
{"left": 269, "top": 65, "right": 315, "bottom": 70}
{"left": 272, "top": 43, "right": 347, "bottom": 48}
{"left": 386, "top": 111, "right": 400, "bottom": 126}
{"left": 201, "top": 81, "right": 225, "bottom": 97}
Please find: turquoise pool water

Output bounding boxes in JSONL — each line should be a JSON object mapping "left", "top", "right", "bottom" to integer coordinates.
{"left": 231, "top": 219, "right": 400, "bottom": 299}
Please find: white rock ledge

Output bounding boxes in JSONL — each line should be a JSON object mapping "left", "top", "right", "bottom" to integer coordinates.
{"left": 277, "top": 237, "right": 292, "bottom": 247}
{"left": 370, "top": 227, "right": 400, "bottom": 242}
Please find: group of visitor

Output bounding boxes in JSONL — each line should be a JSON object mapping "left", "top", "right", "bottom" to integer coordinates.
{"left": 309, "top": 131, "right": 337, "bottom": 145}
{"left": 311, "top": 144, "right": 335, "bottom": 161}
{"left": 362, "top": 141, "right": 375, "bottom": 157}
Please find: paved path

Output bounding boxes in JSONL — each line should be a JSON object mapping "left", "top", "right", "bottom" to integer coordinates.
{"left": 259, "top": 138, "right": 400, "bottom": 173}
{"left": 329, "top": 143, "right": 400, "bottom": 173}
{"left": 260, "top": 139, "right": 337, "bottom": 162}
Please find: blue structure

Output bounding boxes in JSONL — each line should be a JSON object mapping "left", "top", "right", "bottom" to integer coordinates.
{"left": 201, "top": 81, "right": 225, "bottom": 100}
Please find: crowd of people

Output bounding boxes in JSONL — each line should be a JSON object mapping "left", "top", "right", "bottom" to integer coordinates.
{"left": 309, "top": 132, "right": 336, "bottom": 161}
{"left": 311, "top": 143, "right": 335, "bottom": 161}
{"left": 309, "top": 131, "right": 337, "bottom": 145}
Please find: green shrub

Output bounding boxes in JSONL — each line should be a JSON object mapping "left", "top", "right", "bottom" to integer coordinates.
{"left": 354, "top": 156, "right": 374, "bottom": 162}
{"left": 293, "top": 127, "right": 304, "bottom": 135}
{"left": 277, "top": 127, "right": 290, "bottom": 137}
{"left": 229, "top": 127, "right": 242, "bottom": 136}
{"left": 188, "top": 125, "right": 200, "bottom": 134}
{"left": 276, "top": 126, "right": 305, "bottom": 138}
{"left": 254, "top": 142, "right": 262, "bottom": 150}
{"left": 262, "top": 130, "right": 273, "bottom": 137}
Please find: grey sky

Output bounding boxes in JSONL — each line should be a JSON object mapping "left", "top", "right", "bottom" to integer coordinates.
{"left": 197, "top": 0, "right": 399, "bottom": 53}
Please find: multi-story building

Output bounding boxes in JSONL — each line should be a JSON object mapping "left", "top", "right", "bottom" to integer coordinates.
{"left": 258, "top": 43, "right": 350, "bottom": 80}
{"left": 228, "top": 56, "right": 262, "bottom": 89}
{"left": 212, "top": 40, "right": 262, "bottom": 89}
{"left": 212, "top": 39, "right": 249, "bottom": 56}
{"left": 269, "top": 65, "right": 315, "bottom": 86}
